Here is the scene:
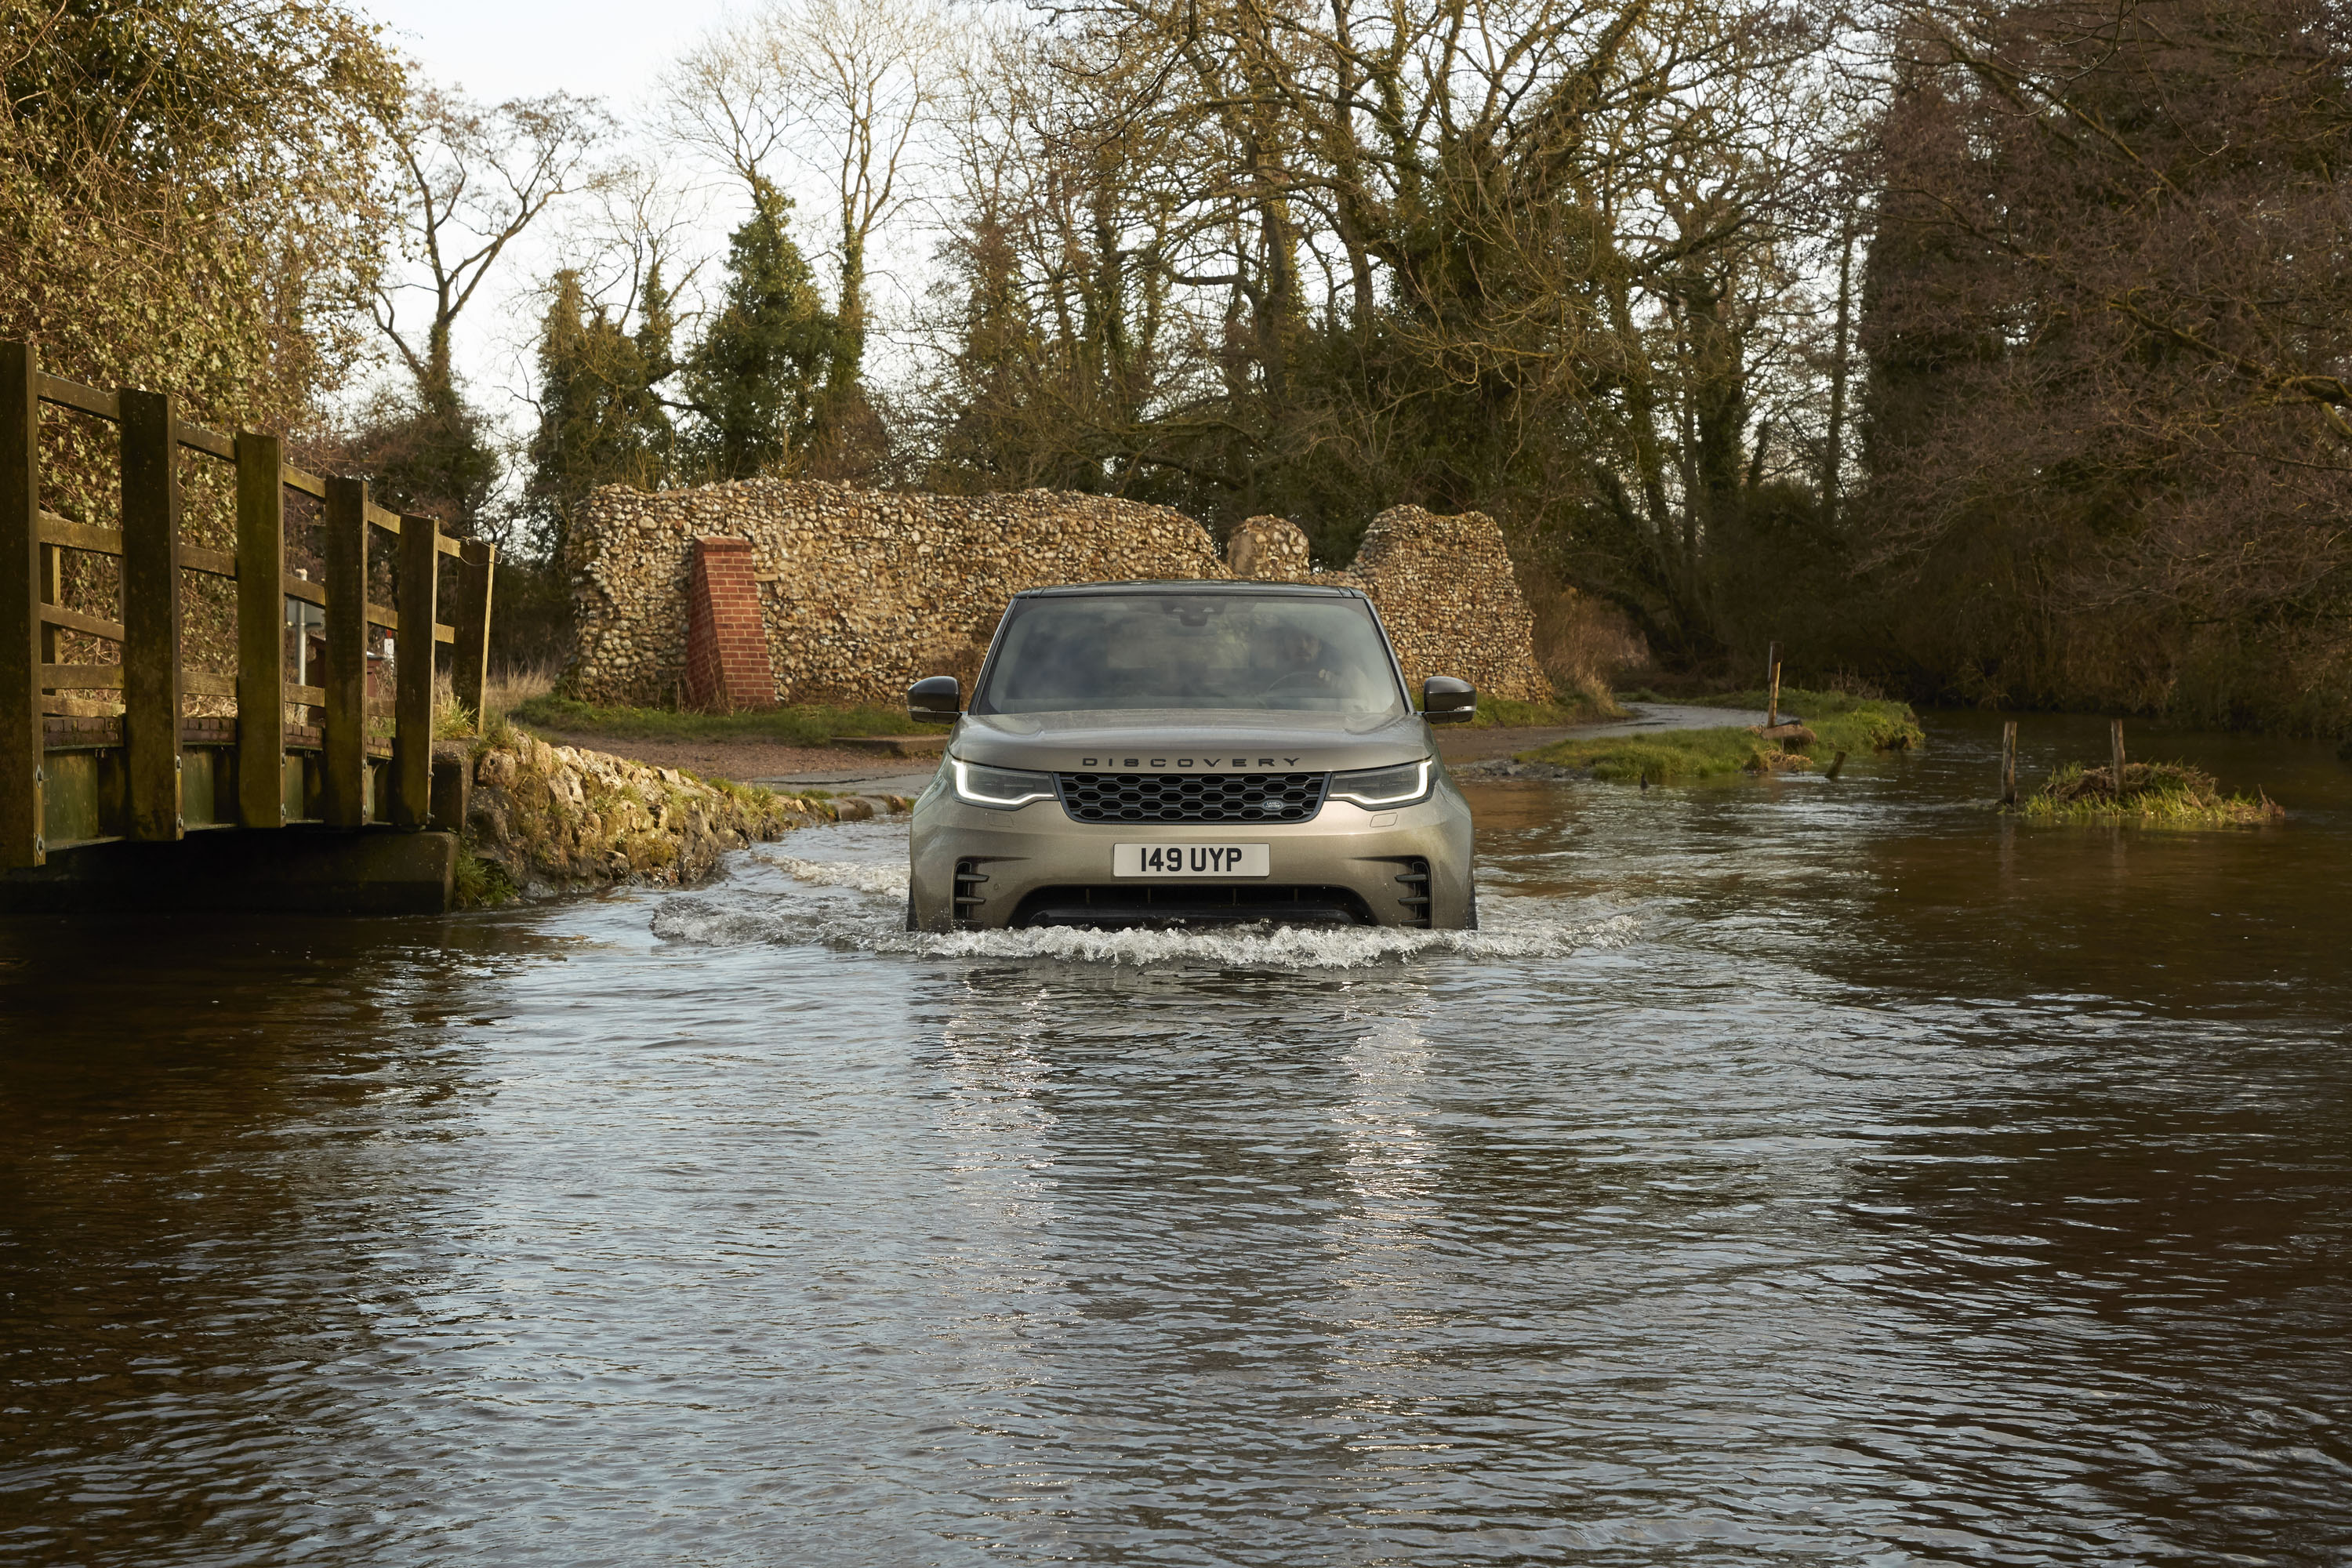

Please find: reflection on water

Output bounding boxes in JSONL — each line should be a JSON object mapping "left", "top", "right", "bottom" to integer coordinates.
{"left": 3, "top": 711, "right": 2348, "bottom": 1564}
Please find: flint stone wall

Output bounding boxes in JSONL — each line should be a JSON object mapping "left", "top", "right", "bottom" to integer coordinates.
{"left": 562, "top": 478, "right": 1549, "bottom": 707}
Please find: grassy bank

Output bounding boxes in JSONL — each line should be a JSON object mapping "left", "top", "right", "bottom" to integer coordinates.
{"left": 2014, "top": 761, "right": 2284, "bottom": 826}
{"left": 1519, "top": 690, "right": 1923, "bottom": 784}
{"left": 1461, "top": 692, "right": 1627, "bottom": 728}
{"left": 510, "top": 694, "right": 946, "bottom": 746}
{"left": 1688, "top": 688, "right": 1927, "bottom": 752}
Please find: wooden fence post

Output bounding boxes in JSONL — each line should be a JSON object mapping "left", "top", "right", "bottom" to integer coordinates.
{"left": 322, "top": 477, "right": 368, "bottom": 827}
{"left": 120, "top": 387, "right": 183, "bottom": 841}
{"left": 38, "top": 543, "right": 60, "bottom": 663}
{"left": 235, "top": 430, "right": 285, "bottom": 828}
{"left": 2001, "top": 720, "right": 2018, "bottom": 806}
{"left": 1766, "top": 641, "right": 1783, "bottom": 728}
{"left": 391, "top": 514, "right": 437, "bottom": 829}
{"left": 0, "top": 342, "right": 41, "bottom": 867}
{"left": 450, "top": 538, "right": 495, "bottom": 720}
{"left": 2111, "top": 718, "right": 2127, "bottom": 794}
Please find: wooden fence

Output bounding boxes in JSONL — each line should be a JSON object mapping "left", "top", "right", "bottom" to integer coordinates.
{"left": 1, "top": 341, "right": 494, "bottom": 869}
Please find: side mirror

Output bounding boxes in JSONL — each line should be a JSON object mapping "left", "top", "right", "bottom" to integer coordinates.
{"left": 907, "top": 674, "right": 961, "bottom": 724}
{"left": 1422, "top": 676, "right": 1476, "bottom": 724}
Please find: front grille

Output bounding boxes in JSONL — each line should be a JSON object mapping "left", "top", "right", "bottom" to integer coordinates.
{"left": 1055, "top": 771, "right": 1328, "bottom": 824}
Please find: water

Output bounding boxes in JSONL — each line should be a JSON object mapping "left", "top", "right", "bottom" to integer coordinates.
{"left": 4, "top": 712, "right": 2348, "bottom": 1565}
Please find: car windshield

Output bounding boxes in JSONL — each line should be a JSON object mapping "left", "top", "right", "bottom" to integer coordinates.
{"left": 974, "top": 593, "right": 1408, "bottom": 715}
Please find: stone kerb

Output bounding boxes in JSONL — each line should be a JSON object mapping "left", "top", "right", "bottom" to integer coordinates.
{"left": 561, "top": 478, "right": 1549, "bottom": 708}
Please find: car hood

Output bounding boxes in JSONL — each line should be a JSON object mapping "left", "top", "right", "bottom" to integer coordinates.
{"left": 952, "top": 709, "right": 1432, "bottom": 773}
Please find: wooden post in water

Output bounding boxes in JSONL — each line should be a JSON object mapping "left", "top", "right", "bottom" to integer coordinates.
{"left": 2000, "top": 720, "right": 2018, "bottom": 806}
{"left": 119, "top": 388, "right": 183, "bottom": 841}
{"left": 390, "top": 514, "right": 437, "bottom": 829}
{"left": 0, "top": 342, "right": 41, "bottom": 867}
{"left": 2111, "top": 718, "right": 2128, "bottom": 796}
{"left": 449, "top": 538, "right": 495, "bottom": 720}
{"left": 321, "top": 478, "right": 369, "bottom": 827}
{"left": 234, "top": 430, "right": 285, "bottom": 828}
{"left": 1766, "top": 641, "right": 1783, "bottom": 728}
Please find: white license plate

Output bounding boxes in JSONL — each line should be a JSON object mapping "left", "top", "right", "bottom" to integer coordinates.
{"left": 1113, "top": 843, "right": 1270, "bottom": 877}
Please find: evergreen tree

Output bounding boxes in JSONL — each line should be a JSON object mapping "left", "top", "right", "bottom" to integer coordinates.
{"left": 679, "top": 179, "right": 837, "bottom": 480}
{"left": 524, "top": 267, "right": 676, "bottom": 561}
{"left": 348, "top": 383, "right": 503, "bottom": 538}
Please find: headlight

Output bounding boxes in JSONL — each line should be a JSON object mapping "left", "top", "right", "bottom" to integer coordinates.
{"left": 1328, "top": 758, "right": 1432, "bottom": 808}
{"left": 950, "top": 757, "right": 1057, "bottom": 809}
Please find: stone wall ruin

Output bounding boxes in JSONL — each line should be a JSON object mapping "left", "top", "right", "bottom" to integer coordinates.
{"left": 561, "top": 477, "right": 1551, "bottom": 709}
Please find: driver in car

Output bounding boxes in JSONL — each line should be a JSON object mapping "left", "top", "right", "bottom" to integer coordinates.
{"left": 1254, "top": 622, "right": 1354, "bottom": 697}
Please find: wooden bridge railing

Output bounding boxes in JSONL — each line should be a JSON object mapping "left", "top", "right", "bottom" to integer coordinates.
{"left": 1, "top": 341, "right": 495, "bottom": 868}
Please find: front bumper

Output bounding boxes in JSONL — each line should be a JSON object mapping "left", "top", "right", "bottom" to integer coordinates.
{"left": 909, "top": 780, "right": 1475, "bottom": 930}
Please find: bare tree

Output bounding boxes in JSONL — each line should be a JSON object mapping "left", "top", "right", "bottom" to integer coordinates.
{"left": 373, "top": 86, "right": 615, "bottom": 405}
{"left": 546, "top": 155, "right": 710, "bottom": 327}
{"left": 663, "top": 0, "right": 949, "bottom": 393}
{"left": 1856, "top": 0, "right": 2352, "bottom": 721}
{"left": 660, "top": 20, "right": 795, "bottom": 193}
{"left": 912, "top": 0, "right": 1845, "bottom": 659}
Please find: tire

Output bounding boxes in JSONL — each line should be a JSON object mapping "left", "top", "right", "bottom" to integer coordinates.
{"left": 1466, "top": 885, "right": 1480, "bottom": 931}
{"left": 904, "top": 890, "right": 918, "bottom": 931}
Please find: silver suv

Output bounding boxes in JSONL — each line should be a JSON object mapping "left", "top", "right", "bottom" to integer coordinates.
{"left": 906, "top": 582, "right": 1477, "bottom": 930}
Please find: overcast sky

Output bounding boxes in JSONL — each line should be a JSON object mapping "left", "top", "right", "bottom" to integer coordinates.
{"left": 356, "top": 0, "right": 946, "bottom": 462}
{"left": 356, "top": 0, "right": 737, "bottom": 428}
{"left": 365, "top": 0, "right": 731, "bottom": 106}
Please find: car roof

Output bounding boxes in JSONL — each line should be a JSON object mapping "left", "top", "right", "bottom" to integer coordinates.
{"left": 1012, "top": 579, "right": 1366, "bottom": 599}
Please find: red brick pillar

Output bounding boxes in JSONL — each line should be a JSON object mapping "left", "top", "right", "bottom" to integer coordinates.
{"left": 682, "top": 535, "right": 778, "bottom": 710}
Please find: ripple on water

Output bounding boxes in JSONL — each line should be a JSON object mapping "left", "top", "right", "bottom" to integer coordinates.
{"left": 8, "top": 730, "right": 2350, "bottom": 1568}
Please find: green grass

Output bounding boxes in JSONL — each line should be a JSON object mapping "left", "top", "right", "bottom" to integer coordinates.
{"left": 1690, "top": 688, "right": 1923, "bottom": 752}
{"left": 1517, "top": 690, "right": 1923, "bottom": 784}
{"left": 510, "top": 694, "right": 947, "bottom": 746}
{"left": 2015, "top": 760, "right": 2283, "bottom": 826}
{"left": 471, "top": 709, "right": 521, "bottom": 760}
{"left": 1519, "top": 725, "right": 1797, "bottom": 783}
{"left": 1690, "top": 685, "right": 1907, "bottom": 730}
{"left": 453, "top": 851, "right": 517, "bottom": 909}
{"left": 1453, "top": 693, "right": 1626, "bottom": 728}
{"left": 434, "top": 699, "right": 477, "bottom": 741}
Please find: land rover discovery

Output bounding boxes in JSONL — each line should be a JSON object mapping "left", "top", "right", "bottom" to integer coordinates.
{"left": 905, "top": 582, "right": 1477, "bottom": 931}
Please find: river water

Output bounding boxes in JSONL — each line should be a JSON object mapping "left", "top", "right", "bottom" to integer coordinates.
{"left": 3, "top": 712, "right": 2348, "bottom": 1566}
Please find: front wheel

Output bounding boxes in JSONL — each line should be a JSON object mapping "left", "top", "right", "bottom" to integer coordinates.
{"left": 1465, "top": 884, "right": 1479, "bottom": 931}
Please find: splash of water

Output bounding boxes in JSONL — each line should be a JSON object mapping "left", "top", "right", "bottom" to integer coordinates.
{"left": 654, "top": 857, "right": 1635, "bottom": 970}
{"left": 870, "top": 913, "right": 1635, "bottom": 967}
{"left": 768, "top": 855, "right": 910, "bottom": 898}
